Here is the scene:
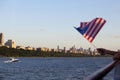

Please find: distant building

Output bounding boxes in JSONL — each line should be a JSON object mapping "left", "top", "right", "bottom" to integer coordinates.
{"left": 16, "top": 46, "right": 25, "bottom": 49}
{"left": 33, "top": 47, "right": 37, "bottom": 51}
{"left": 37, "top": 48, "right": 41, "bottom": 52}
{"left": 51, "top": 48, "right": 58, "bottom": 52}
{"left": 88, "top": 48, "right": 92, "bottom": 55}
{"left": 57, "top": 45, "right": 59, "bottom": 52}
{"left": 37, "top": 47, "right": 51, "bottom": 52}
{"left": 78, "top": 47, "right": 84, "bottom": 53}
{"left": 58, "top": 49, "right": 63, "bottom": 53}
{"left": 93, "top": 49, "right": 99, "bottom": 55}
{"left": 56, "top": 45, "right": 65, "bottom": 53}
{"left": 0, "top": 33, "right": 4, "bottom": 46}
{"left": 5, "top": 40, "right": 16, "bottom": 48}
{"left": 63, "top": 47, "right": 67, "bottom": 53}
{"left": 69, "top": 45, "right": 77, "bottom": 53}
{"left": 41, "top": 47, "right": 51, "bottom": 52}
{"left": 25, "top": 46, "right": 33, "bottom": 50}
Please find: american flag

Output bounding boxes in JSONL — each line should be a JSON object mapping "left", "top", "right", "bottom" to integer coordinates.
{"left": 74, "top": 18, "right": 106, "bottom": 43}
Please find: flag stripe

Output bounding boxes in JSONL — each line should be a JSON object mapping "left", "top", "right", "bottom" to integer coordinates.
{"left": 87, "top": 18, "right": 103, "bottom": 40}
{"left": 84, "top": 18, "right": 98, "bottom": 38}
{"left": 90, "top": 20, "right": 106, "bottom": 42}
{"left": 91, "top": 19, "right": 105, "bottom": 38}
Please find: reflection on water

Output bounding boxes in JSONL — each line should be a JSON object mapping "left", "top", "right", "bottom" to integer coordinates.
{"left": 0, "top": 57, "right": 113, "bottom": 80}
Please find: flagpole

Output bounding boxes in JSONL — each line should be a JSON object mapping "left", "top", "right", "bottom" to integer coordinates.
{"left": 73, "top": 26, "right": 97, "bottom": 49}
{"left": 91, "top": 43, "right": 97, "bottom": 49}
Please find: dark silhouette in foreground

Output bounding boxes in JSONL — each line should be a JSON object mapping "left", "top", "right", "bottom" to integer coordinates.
{"left": 85, "top": 48, "right": 120, "bottom": 80}
{"left": 97, "top": 48, "right": 120, "bottom": 60}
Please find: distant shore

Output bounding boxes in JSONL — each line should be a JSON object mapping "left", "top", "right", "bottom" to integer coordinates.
{"left": 0, "top": 54, "right": 110, "bottom": 58}
{"left": 0, "top": 46, "right": 110, "bottom": 57}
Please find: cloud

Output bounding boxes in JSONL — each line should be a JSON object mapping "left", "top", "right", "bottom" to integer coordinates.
{"left": 39, "top": 29, "right": 44, "bottom": 31}
{"left": 38, "top": 28, "right": 45, "bottom": 31}
{"left": 113, "top": 35, "right": 120, "bottom": 38}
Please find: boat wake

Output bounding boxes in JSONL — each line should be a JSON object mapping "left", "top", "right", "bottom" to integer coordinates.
{"left": 4, "top": 57, "right": 19, "bottom": 63}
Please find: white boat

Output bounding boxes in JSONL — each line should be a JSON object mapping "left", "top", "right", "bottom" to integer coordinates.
{"left": 4, "top": 57, "right": 19, "bottom": 63}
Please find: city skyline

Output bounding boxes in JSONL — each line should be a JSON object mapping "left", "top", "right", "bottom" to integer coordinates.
{"left": 1, "top": 33, "right": 96, "bottom": 55}
{"left": 0, "top": 0, "right": 120, "bottom": 50}
{"left": 1, "top": 33, "right": 88, "bottom": 51}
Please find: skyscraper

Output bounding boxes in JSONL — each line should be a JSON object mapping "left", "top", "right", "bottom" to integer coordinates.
{"left": 57, "top": 45, "right": 59, "bottom": 52}
{"left": 5, "top": 40, "right": 16, "bottom": 48}
{"left": 0, "top": 33, "right": 4, "bottom": 46}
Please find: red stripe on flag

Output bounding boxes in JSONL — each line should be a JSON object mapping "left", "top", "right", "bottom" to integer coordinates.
{"left": 84, "top": 18, "right": 98, "bottom": 38}
{"left": 87, "top": 18, "right": 103, "bottom": 41}
{"left": 90, "top": 20, "right": 106, "bottom": 42}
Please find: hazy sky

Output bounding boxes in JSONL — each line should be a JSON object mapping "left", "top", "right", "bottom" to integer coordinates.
{"left": 0, "top": 0, "right": 120, "bottom": 50}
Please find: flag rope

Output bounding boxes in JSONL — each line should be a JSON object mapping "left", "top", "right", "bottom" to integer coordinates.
{"left": 91, "top": 43, "right": 97, "bottom": 49}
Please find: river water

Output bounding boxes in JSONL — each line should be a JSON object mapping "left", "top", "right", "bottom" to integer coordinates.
{"left": 0, "top": 57, "right": 114, "bottom": 80}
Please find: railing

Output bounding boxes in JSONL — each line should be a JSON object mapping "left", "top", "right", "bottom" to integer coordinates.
{"left": 83, "top": 48, "right": 120, "bottom": 80}
{"left": 84, "top": 48, "right": 120, "bottom": 80}
{"left": 84, "top": 60, "right": 120, "bottom": 80}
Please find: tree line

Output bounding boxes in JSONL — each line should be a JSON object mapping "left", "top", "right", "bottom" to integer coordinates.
{"left": 0, "top": 46, "right": 103, "bottom": 57}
